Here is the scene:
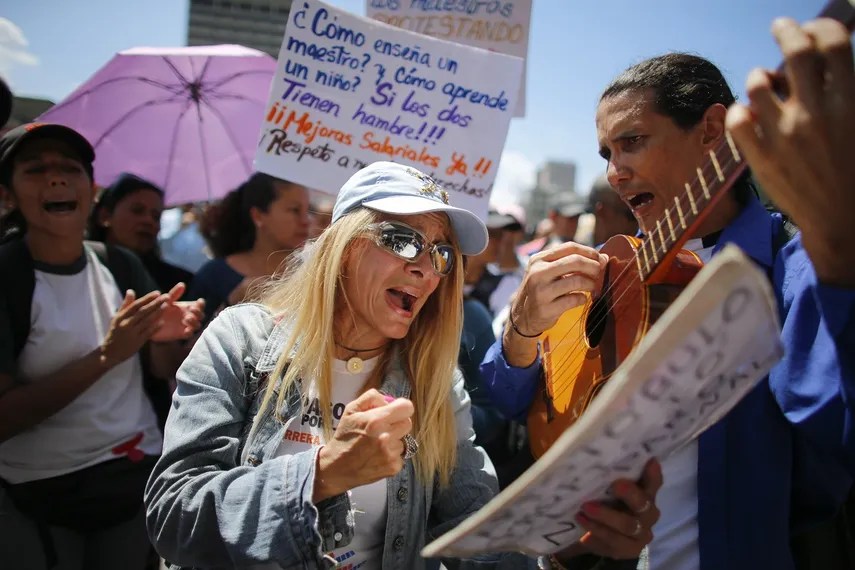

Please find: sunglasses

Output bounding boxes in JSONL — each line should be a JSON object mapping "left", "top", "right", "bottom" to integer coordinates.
{"left": 367, "top": 221, "right": 456, "bottom": 276}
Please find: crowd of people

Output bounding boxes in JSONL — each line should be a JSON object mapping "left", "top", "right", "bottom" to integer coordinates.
{"left": 0, "top": 13, "right": 852, "bottom": 570}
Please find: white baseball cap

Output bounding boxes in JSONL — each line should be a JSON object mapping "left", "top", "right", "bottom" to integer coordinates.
{"left": 332, "top": 161, "right": 488, "bottom": 255}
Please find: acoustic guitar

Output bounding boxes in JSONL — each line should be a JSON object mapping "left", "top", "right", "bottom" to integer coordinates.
{"left": 527, "top": 0, "right": 855, "bottom": 459}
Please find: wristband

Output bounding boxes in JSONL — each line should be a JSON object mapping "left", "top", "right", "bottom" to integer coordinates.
{"left": 509, "top": 310, "right": 542, "bottom": 339}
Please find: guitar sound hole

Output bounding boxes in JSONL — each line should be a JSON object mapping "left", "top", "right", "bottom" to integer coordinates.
{"left": 585, "top": 294, "right": 609, "bottom": 348}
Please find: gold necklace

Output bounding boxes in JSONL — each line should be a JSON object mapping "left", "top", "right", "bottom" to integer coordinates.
{"left": 337, "top": 342, "right": 387, "bottom": 374}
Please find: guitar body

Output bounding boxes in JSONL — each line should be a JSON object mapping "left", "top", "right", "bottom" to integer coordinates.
{"left": 527, "top": 235, "right": 704, "bottom": 459}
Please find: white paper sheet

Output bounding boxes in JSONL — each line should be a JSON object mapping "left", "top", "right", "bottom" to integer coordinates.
{"left": 423, "top": 244, "right": 784, "bottom": 557}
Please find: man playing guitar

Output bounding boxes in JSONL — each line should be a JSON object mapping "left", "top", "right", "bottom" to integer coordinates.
{"left": 483, "top": 15, "right": 855, "bottom": 570}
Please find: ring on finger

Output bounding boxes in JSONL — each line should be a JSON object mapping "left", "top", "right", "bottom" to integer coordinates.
{"left": 401, "top": 434, "right": 419, "bottom": 460}
{"left": 636, "top": 499, "right": 652, "bottom": 514}
{"left": 631, "top": 519, "right": 642, "bottom": 537}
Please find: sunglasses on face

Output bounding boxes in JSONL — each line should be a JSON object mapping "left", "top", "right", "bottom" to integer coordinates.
{"left": 367, "top": 221, "right": 456, "bottom": 276}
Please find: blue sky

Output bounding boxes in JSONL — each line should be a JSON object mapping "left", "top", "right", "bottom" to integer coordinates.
{"left": 1, "top": 0, "right": 821, "bottom": 204}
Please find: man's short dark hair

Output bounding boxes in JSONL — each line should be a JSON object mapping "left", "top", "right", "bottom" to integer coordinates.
{"left": 601, "top": 53, "right": 736, "bottom": 129}
{"left": 600, "top": 53, "right": 756, "bottom": 204}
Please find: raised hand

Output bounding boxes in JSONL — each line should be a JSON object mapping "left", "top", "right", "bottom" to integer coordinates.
{"left": 726, "top": 17, "right": 855, "bottom": 286}
{"left": 313, "top": 389, "right": 414, "bottom": 502}
{"left": 101, "top": 290, "right": 170, "bottom": 367}
{"left": 150, "top": 282, "right": 205, "bottom": 342}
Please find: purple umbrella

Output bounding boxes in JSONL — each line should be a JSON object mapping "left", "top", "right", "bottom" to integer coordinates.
{"left": 38, "top": 45, "right": 276, "bottom": 206}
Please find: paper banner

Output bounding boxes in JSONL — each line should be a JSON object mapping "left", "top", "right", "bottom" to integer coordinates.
{"left": 254, "top": 0, "right": 524, "bottom": 221}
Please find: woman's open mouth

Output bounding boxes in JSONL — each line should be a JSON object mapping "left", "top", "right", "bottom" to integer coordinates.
{"left": 42, "top": 200, "right": 78, "bottom": 213}
{"left": 386, "top": 288, "right": 417, "bottom": 316}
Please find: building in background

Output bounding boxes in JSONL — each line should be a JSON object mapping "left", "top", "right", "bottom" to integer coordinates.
{"left": 1, "top": 96, "right": 54, "bottom": 134}
{"left": 187, "top": 0, "right": 293, "bottom": 58}
{"left": 537, "top": 161, "right": 576, "bottom": 194}
{"left": 525, "top": 160, "right": 578, "bottom": 230}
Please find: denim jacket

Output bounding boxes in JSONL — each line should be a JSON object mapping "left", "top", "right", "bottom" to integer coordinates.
{"left": 144, "top": 304, "right": 536, "bottom": 569}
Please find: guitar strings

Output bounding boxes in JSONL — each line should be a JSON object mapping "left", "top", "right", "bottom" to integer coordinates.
{"left": 544, "top": 148, "right": 734, "bottom": 368}
{"left": 538, "top": 147, "right": 743, "bottom": 407}
{"left": 543, "top": 149, "right": 739, "bottom": 402}
{"left": 542, "top": 149, "right": 741, "bottom": 405}
{"left": 562, "top": 142, "right": 739, "bottom": 341}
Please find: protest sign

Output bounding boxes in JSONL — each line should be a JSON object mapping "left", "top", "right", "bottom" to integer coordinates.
{"left": 422, "top": 244, "right": 784, "bottom": 557}
{"left": 254, "top": 0, "right": 524, "bottom": 220}
{"left": 365, "top": 0, "right": 532, "bottom": 117}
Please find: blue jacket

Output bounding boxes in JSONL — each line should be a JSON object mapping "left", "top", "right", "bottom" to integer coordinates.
{"left": 481, "top": 197, "right": 855, "bottom": 570}
{"left": 144, "top": 303, "right": 535, "bottom": 569}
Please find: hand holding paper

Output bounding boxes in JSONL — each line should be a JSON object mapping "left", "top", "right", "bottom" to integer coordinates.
{"left": 423, "top": 245, "right": 784, "bottom": 558}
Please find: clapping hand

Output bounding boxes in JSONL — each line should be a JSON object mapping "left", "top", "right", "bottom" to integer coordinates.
{"left": 150, "top": 282, "right": 205, "bottom": 342}
{"left": 102, "top": 290, "right": 171, "bottom": 366}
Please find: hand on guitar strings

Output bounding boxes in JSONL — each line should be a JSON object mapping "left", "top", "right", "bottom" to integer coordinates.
{"left": 503, "top": 241, "right": 608, "bottom": 367}
{"left": 726, "top": 17, "right": 855, "bottom": 286}
{"left": 556, "top": 458, "right": 663, "bottom": 562}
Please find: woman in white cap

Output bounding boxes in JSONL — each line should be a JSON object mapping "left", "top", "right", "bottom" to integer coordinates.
{"left": 144, "top": 162, "right": 655, "bottom": 569}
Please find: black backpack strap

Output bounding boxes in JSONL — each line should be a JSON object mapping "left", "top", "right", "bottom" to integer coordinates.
{"left": 0, "top": 239, "right": 60, "bottom": 570}
{"left": 0, "top": 237, "right": 36, "bottom": 360}
{"left": 85, "top": 241, "right": 157, "bottom": 297}
{"left": 86, "top": 241, "right": 134, "bottom": 295}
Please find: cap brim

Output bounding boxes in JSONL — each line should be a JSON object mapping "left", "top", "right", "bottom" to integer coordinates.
{"left": 487, "top": 212, "right": 519, "bottom": 230}
{"left": 558, "top": 206, "right": 586, "bottom": 218}
{"left": 22, "top": 124, "right": 95, "bottom": 163}
{"left": 362, "top": 195, "right": 488, "bottom": 255}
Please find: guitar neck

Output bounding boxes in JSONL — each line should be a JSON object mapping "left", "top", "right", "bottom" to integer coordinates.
{"left": 638, "top": 0, "right": 855, "bottom": 284}
{"left": 637, "top": 134, "right": 745, "bottom": 283}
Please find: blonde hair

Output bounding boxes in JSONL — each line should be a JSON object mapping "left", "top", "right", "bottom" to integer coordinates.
{"left": 256, "top": 208, "right": 464, "bottom": 487}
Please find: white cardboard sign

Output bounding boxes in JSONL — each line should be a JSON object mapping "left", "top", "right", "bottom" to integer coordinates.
{"left": 254, "top": 0, "right": 524, "bottom": 221}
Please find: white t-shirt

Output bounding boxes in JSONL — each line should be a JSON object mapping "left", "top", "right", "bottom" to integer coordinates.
{"left": 0, "top": 249, "right": 162, "bottom": 484}
{"left": 266, "top": 357, "right": 388, "bottom": 570}
{"left": 647, "top": 238, "right": 715, "bottom": 570}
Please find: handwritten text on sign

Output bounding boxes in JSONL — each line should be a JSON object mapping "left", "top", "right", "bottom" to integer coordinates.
{"left": 365, "top": 0, "right": 532, "bottom": 117}
{"left": 423, "top": 248, "right": 784, "bottom": 556}
{"left": 254, "top": 0, "right": 523, "bottom": 220}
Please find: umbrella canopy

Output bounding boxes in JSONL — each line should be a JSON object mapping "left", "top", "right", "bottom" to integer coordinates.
{"left": 38, "top": 45, "right": 277, "bottom": 206}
